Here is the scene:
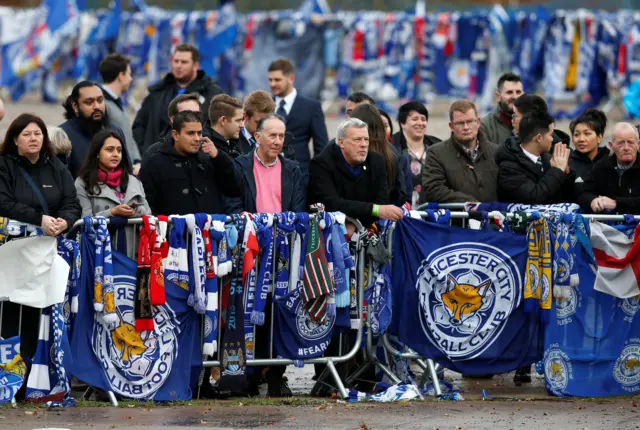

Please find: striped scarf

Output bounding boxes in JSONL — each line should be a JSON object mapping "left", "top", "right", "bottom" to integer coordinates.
{"left": 524, "top": 216, "right": 553, "bottom": 323}
{"left": 93, "top": 217, "right": 117, "bottom": 326}
{"left": 25, "top": 303, "right": 70, "bottom": 403}
{"left": 185, "top": 214, "right": 207, "bottom": 314}
{"left": 149, "top": 215, "right": 168, "bottom": 306}
{"left": 134, "top": 216, "right": 155, "bottom": 332}
{"left": 165, "top": 217, "right": 189, "bottom": 290}
{"left": 203, "top": 215, "right": 226, "bottom": 357}
{"left": 241, "top": 214, "right": 259, "bottom": 361}
{"left": 57, "top": 237, "right": 79, "bottom": 336}
{"left": 302, "top": 215, "right": 334, "bottom": 323}
{"left": 289, "top": 213, "right": 309, "bottom": 293}
{"left": 274, "top": 212, "right": 296, "bottom": 298}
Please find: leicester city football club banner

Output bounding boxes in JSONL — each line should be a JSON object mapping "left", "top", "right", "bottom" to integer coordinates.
{"left": 543, "top": 221, "right": 640, "bottom": 397}
{"left": 390, "top": 218, "right": 544, "bottom": 374}
{"left": 0, "top": 336, "right": 25, "bottom": 404}
{"left": 71, "top": 228, "right": 200, "bottom": 401}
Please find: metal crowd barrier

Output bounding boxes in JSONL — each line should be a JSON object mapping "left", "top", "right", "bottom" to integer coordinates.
{"left": 377, "top": 209, "right": 640, "bottom": 397}
{"left": 0, "top": 220, "right": 44, "bottom": 406}
{"left": 69, "top": 214, "right": 367, "bottom": 401}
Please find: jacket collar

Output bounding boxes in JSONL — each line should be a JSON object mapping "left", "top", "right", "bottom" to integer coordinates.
{"left": 448, "top": 130, "right": 492, "bottom": 161}
{"left": 570, "top": 146, "right": 610, "bottom": 164}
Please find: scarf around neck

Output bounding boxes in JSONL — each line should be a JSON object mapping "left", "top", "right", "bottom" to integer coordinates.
{"left": 97, "top": 167, "right": 123, "bottom": 189}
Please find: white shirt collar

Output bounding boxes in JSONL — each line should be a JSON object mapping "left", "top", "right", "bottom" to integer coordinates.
{"left": 101, "top": 84, "right": 119, "bottom": 100}
{"left": 520, "top": 145, "right": 540, "bottom": 165}
{"left": 275, "top": 87, "right": 297, "bottom": 115}
{"left": 242, "top": 127, "right": 254, "bottom": 144}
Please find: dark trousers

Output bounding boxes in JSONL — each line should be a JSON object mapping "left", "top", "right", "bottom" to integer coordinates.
{"left": 250, "top": 294, "right": 286, "bottom": 387}
{"left": 1, "top": 301, "right": 40, "bottom": 360}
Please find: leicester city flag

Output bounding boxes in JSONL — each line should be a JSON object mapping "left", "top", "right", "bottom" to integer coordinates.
{"left": 71, "top": 228, "right": 200, "bottom": 401}
{"left": 543, "top": 223, "right": 640, "bottom": 397}
{"left": 390, "top": 218, "right": 544, "bottom": 374}
{"left": 0, "top": 337, "right": 25, "bottom": 404}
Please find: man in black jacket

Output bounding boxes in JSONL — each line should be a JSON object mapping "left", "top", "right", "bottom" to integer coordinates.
{"left": 226, "top": 114, "right": 305, "bottom": 214}
{"left": 207, "top": 94, "right": 244, "bottom": 157}
{"left": 59, "top": 81, "right": 125, "bottom": 178}
{"left": 308, "top": 118, "right": 403, "bottom": 228}
{"left": 497, "top": 111, "right": 574, "bottom": 204}
{"left": 138, "top": 111, "right": 242, "bottom": 216}
{"left": 578, "top": 122, "right": 640, "bottom": 213}
{"left": 132, "top": 44, "right": 223, "bottom": 155}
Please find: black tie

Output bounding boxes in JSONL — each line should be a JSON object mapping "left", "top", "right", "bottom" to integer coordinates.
{"left": 536, "top": 158, "right": 544, "bottom": 173}
{"left": 276, "top": 99, "right": 287, "bottom": 119}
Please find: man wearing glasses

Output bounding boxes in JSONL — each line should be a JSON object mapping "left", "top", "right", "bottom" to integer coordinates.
{"left": 579, "top": 122, "right": 640, "bottom": 213}
{"left": 420, "top": 99, "right": 499, "bottom": 204}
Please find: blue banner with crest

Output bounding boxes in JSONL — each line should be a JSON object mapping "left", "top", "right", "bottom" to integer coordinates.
{"left": 390, "top": 217, "right": 544, "bottom": 374}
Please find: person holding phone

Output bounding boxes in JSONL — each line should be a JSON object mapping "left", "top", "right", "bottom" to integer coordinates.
{"left": 75, "top": 130, "right": 151, "bottom": 253}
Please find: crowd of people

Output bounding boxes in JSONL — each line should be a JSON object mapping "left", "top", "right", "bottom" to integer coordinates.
{"left": 0, "top": 43, "right": 639, "bottom": 398}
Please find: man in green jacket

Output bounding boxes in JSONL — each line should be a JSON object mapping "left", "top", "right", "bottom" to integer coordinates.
{"left": 421, "top": 99, "right": 498, "bottom": 204}
{"left": 480, "top": 73, "right": 524, "bottom": 147}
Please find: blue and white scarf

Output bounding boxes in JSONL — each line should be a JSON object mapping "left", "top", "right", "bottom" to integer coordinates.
{"left": 185, "top": 214, "right": 207, "bottom": 314}
{"left": 93, "top": 217, "right": 117, "bottom": 326}
{"left": 25, "top": 303, "right": 71, "bottom": 403}
{"left": 165, "top": 216, "right": 189, "bottom": 291}
{"left": 242, "top": 214, "right": 258, "bottom": 362}
{"left": 274, "top": 212, "right": 296, "bottom": 298}
{"left": 203, "top": 215, "right": 226, "bottom": 357}
{"left": 57, "top": 237, "right": 79, "bottom": 335}
{"left": 348, "top": 382, "right": 423, "bottom": 403}
{"left": 331, "top": 213, "right": 351, "bottom": 308}
{"left": 288, "top": 213, "right": 309, "bottom": 294}
{"left": 251, "top": 213, "right": 274, "bottom": 326}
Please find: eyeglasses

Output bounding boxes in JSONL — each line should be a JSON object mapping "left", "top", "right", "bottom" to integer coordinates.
{"left": 452, "top": 119, "right": 477, "bottom": 128}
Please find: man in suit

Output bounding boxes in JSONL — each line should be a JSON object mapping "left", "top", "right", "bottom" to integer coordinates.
{"left": 268, "top": 58, "right": 328, "bottom": 176}
{"left": 99, "top": 53, "right": 142, "bottom": 174}
{"left": 237, "top": 90, "right": 276, "bottom": 155}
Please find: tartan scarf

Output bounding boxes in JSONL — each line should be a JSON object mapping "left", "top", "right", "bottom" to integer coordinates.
{"left": 275, "top": 212, "right": 296, "bottom": 298}
{"left": 25, "top": 303, "right": 70, "bottom": 403}
{"left": 165, "top": 217, "right": 189, "bottom": 290}
{"left": 524, "top": 216, "right": 553, "bottom": 324}
{"left": 251, "top": 213, "right": 274, "bottom": 326}
{"left": 302, "top": 215, "right": 334, "bottom": 323}
{"left": 185, "top": 214, "right": 207, "bottom": 314}
{"left": 134, "top": 216, "right": 155, "bottom": 332}
{"left": 149, "top": 215, "right": 168, "bottom": 306}
{"left": 203, "top": 215, "right": 226, "bottom": 357}
{"left": 217, "top": 214, "right": 248, "bottom": 394}
{"left": 93, "top": 217, "right": 117, "bottom": 326}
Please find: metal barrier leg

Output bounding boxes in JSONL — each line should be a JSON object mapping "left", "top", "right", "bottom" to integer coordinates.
{"left": 325, "top": 359, "right": 348, "bottom": 399}
{"left": 82, "top": 387, "right": 93, "bottom": 400}
{"left": 107, "top": 391, "right": 118, "bottom": 407}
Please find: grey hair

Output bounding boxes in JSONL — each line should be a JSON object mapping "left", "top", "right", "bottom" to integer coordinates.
{"left": 336, "top": 118, "right": 367, "bottom": 140}
{"left": 256, "top": 113, "right": 286, "bottom": 133}
{"left": 612, "top": 122, "right": 639, "bottom": 141}
{"left": 47, "top": 126, "right": 72, "bottom": 156}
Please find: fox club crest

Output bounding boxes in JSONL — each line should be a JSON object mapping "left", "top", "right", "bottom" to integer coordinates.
{"left": 92, "top": 274, "right": 179, "bottom": 399}
{"left": 415, "top": 242, "right": 522, "bottom": 360}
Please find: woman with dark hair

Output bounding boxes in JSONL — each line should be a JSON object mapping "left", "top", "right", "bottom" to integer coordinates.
{"left": 391, "top": 101, "right": 442, "bottom": 208}
{"left": 0, "top": 113, "right": 80, "bottom": 397}
{"left": 75, "top": 130, "right": 150, "bottom": 251}
{"left": 0, "top": 113, "right": 80, "bottom": 233}
{"left": 351, "top": 104, "right": 409, "bottom": 207}
{"left": 378, "top": 109, "right": 394, "bottom": 143}
{"left": 569, "top": 108, "right": 609, "bottom": 181}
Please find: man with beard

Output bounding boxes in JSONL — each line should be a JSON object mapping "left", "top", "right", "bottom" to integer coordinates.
{"left": 132, "top": 44, "right": 222, "bottom": 155}
{"left": 480, "top": 73, "right": 524, "bottom": 147}
{"left": 60, "top": 81, "right": 125, "bottom": 178}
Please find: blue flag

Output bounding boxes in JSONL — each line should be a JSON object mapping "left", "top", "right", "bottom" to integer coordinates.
{"left": 71, "top": 226, "right": 200, "bottom": 401}
{"left": 390, "top": 218, "right": 544, "bottom": 374}
{"left": 0, "top": 337, "right": 25, "bottom": 405}
{"left": 543, "top": 229, "right": 640, "bottom": 397}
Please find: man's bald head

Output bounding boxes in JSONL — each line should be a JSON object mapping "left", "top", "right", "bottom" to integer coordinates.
{"left": 610, "top": 122, "right": 640, "bottom": 166}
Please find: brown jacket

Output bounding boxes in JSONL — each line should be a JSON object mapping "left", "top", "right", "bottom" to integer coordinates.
{"left": 420, "top": 132, "right": 499, "bottom": 204}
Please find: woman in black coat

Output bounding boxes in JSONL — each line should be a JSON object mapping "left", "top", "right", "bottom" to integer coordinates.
{"left": 569, "top": 109, "right": 610, "bottom": 181}
{"left": 0, "top": 113, "right": 81, "bottom": 398}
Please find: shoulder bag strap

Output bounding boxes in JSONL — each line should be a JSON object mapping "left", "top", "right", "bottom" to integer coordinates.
{"left": 17, "top": 165, "right": 49, "bottom": 216}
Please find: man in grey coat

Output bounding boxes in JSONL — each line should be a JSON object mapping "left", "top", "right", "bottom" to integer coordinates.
{"left": 480, "top": 73, "right": 524, "bottom": 147}
{"left": 99, "top": 54, "right": 142, "bottom": 174}
{"left": 421, "top": 99, "right": 499, "bottom": 204}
